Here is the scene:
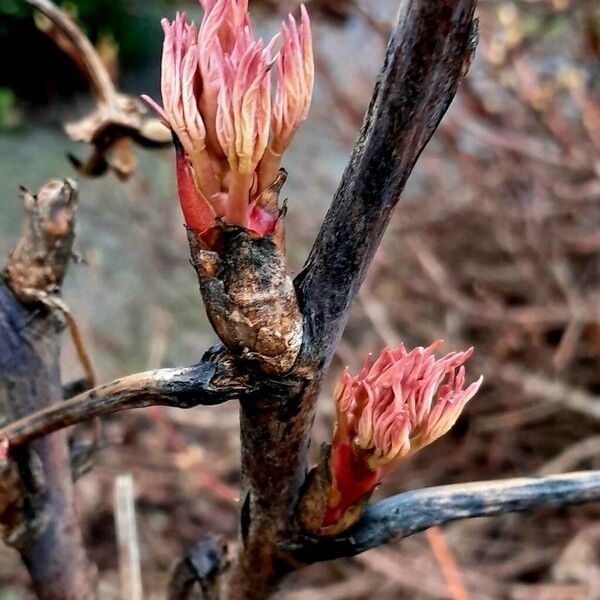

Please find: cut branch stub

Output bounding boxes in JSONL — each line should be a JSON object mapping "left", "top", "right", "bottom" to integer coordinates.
{"left": 188, "top": 226, "right": 303, "bottom": 376}
{"left": 4, "top": 178, "right": 77, "bottom": 304}
{"left": 1, "top": 177, "right": 96, "bottom": 598}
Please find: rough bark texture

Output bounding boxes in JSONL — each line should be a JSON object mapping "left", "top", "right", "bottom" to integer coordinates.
{"left": 296, "top": 0, "right": 478, "bottom": 368}
{"left": 0, "top": 180, "right": 96, "bottom": 599}
{"left": 188, "top": 228, "right": 303, "bottom": 376}
{"left": 23, "top": 0, "right": 170, "bottom": 180}
{"left": 0, "top": 351, "right": 244, "bottom": 446}
{"left": 224, "top": 1, "right": 479, "bottom": 598}
{"left": 225, "top": 381, "right": 318, "bottom": 599}
{"left": 286, "top": 472, "right": 600, "bottom": 563}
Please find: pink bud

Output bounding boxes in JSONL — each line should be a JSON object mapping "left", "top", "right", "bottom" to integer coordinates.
{"left": 325, "top": 342, "right": 482, "bottom": 525}
{"left": 272, "top": 5, "right": 314, "bottom": 152}
{"left": 143, "top": 0, "right": 314, "bottom": 244}
{"left": 259, "top": 5, "right": 314, "bottom": 190}
{"left": 215, "top": 39, "right": 272, "bottom": 176}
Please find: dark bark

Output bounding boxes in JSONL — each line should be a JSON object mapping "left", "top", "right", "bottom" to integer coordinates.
{"left": 0, "top": 351, "right": 245, "bottom": 446}
{"left": 0, "top": 285, "right": 95, "bottom": 599}
{"left": 295, "top": 0, "right": 477, "bottom": 368}
{"left": 285, "top": 471, "right": 600, "bottom": 563}
{"left": 225, "top": 382, "right": 318, "bottom": 599}
{"left": 167, "top": 537, "right": 229, "bottom": 600}
{"left": 0, "top": 180, "right": 96, "bottom": 599}
{"left": 225, "top": 1, "right": 478, "bottom": 598}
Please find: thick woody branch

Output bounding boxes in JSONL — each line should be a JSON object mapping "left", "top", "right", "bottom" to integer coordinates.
{"left": 0, "top": 180, "right": 95, "bottom": 599}
{"left": 0, "top": 359, "right": 244, "bottom": 447}
{"left": 295, "top": 0, "right": 477, "bottom": 366}
{"left": 225, "top": 2, "right": 478, "bottom": 599}
{"left": 22, "top": 0, "right": 170, "bottom": 179}
{"left": 287, "top": 471, "right": 600, "bottom": 564}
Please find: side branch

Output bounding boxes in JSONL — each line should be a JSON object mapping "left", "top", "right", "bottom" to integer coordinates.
{"left": 295, "top": 0, "right": 477, "bottom": 365}
{"left": 0, "top": 180, "right": 95, "bottom": 598}
{"left": 288, "top": 471, "right": 600, "bottom": 564}
{"left": 0, "top": 361, "right": 244, "bottom": 447}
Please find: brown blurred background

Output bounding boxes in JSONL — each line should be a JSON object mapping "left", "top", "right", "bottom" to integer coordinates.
{"left": 1, "top": 0, "right": 600, "bottom": 598}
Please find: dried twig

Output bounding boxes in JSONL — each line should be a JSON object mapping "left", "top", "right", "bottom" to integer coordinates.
{"left": 501, "top": 365, "right": 600, "bottom": 420}
{"left": 425, "top": 527, "right": 469, "bottom": 600}
{"left": 0, "top": 358, "right": 246, "bottom": 446}
{"left": 538, "top": 437, "right": 600, "bottom": 476}
{"left": 287, "top": 471, "right": 600, "bottom": 563}
{"left": 22, "top": 0, "right": 170, "bottom": 179}
{"left": 0, "top": 180, "right": 95, "bottom": 599}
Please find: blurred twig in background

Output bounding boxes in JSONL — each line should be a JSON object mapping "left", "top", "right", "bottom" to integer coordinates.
{"left": 23, "top": 0, "right": 171, "bottom": 179}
